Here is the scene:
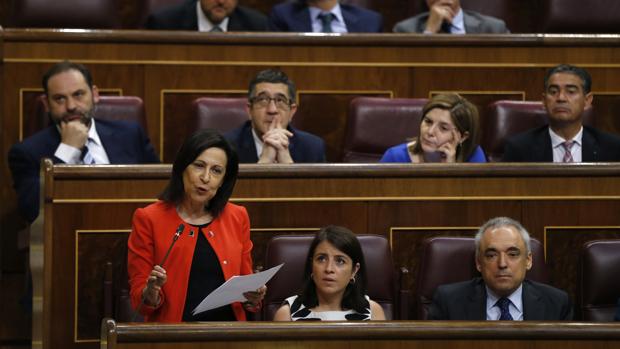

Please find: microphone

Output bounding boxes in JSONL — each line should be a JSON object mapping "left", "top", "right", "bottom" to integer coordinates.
{"left": 159, "top": 223, "right": 184, "bottom": 268}
{"left": 132, "top": 223, "right": 185, "bottom": 321}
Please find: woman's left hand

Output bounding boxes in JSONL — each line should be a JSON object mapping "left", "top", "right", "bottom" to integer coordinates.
{"left": 243, "top": 285, "right": 267, "bottom": 309}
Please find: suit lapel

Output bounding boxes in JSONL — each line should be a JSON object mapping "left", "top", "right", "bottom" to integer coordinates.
{"left": 96, "top": 120, "right": 120, "bottom": 163}
{"left": 522, "top": 281, "right": 544, "bottom": 320}
{"left": 341, "top": 5, "right": 359, "bottom": 32}
{"left": 239, "top": 122, "right": 259, "bottom": 162}
{"left": 581, "top": 127, "right": 599, "bottom": 161}
{"left": 463, "top": 12, "right": 481, "bottom": 33}
{"left": 536, "top": 127, "right": 554, "bottom": 161}
{"left": 293, "top": 6, "right": 313, "bottom": 32}
{"left": 227, "top": 8, "right": 241, "bottom": 31}
{"left": 466, "top": 279, "right": 487, "bottom": 320}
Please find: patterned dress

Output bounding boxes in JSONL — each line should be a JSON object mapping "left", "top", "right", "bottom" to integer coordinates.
{"left": 284, "top": 295, "right": 372, "bottom": 321}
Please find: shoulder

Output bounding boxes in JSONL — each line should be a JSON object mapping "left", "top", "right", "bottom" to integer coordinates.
{"left": 585, "top": 125, "right": 620, "bottom": 144}
{"left": 290, "top": 127, "right": 324, "bottom": 145}
{"left": 224, "top": 121, "right": 251, "bottom": 141}
{"left": 135, "top": 201, "right": 175, "bottom": 218}
{"left": 221, "top": 202, "right": 248, "bottom": 217}
{"left": 10, "top": 126, "right": 59, "bottom": 157}
{"left": 437, "top": 278, "right": 482, "bottom": 295}
{"left": 507, "top": 125, "right": 548, "bottom": 145}
{"left": 380, "top": 143, "right": 410, "bottom": 162}
{"left": 231, "top": 6, "right": 268, "bottom": 30}
{"left": 146, "top": 0, "right": 195, "bottom": 29}
{"left": 525, "top": 279, "right": 568, "bottom": 299}
{"left": 235, "top": 5, "right": 267, "bottom": 20}
{"left": 463, "top": 10, "right": 509, "bottom": 33}
{"left": 341, "top": 3, "right": 381, "bottom": 19}
{"left": 393, "top": 13, "right": 427, "bottom": 33}
{"left": 368, "top": 299, "right": 386, "bottom": 320}
{"left": 467, "top": 145, "right": 487, "bottom": 163}
{"left": 270, "top": 1, "right": 299, "bottom": 15}
{"left": 96, "top": 118, "right": 143, "bottom": 133}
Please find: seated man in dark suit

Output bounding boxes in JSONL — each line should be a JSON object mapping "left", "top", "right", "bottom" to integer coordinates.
{"left": 503, "top": 64, "right": 620, "bottom": 162}
{"left": 146, "top": 0, "right": 267, "bottom": 32}
{"left": 225, "top": 69, "right": 326, "bottom": 163}
{"left": 428, "top": 216, "right": 573, "bottom": 320}
{"left": 8, "top": 61, "right": 160, "bottom": 223}
{"left": 394, "top": 0, "right": 509, "bottom": 34}
{"left": 268, "top": 0, "right": 383, "bottom": 33}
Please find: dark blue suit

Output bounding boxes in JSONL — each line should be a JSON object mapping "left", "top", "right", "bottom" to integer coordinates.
{"left": 8, "top": 118, "right": 160, "bottom": 223}
{"left": 268, "top": 1, "right": 383, "bottom": 33}
{"left": 428, "top": 278, "right": 573, "bottom": 321}
{"left": 502, "top": 125, "right": 620, "bottom": 162}
{"left": 224, "top": 121, "right": 326, "bottom": 163}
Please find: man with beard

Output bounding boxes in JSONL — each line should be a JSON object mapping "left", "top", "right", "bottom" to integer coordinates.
{"left": 146, "top": 0, "right": 267, "bottom": 32}
{"left": 8, "top": 61, "right": 160, "bottom": 223}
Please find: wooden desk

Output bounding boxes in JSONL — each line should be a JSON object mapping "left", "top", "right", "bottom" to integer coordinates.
{"left": 101, "top": 320, "right": 620, "bottom": 349}
{"left": 32, "top": 162, "right": 620, "bottom": 349}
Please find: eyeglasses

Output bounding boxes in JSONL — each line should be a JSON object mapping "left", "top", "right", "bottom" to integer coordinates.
{"left": 250, "top": 95, "right": 293, "bottom": 110}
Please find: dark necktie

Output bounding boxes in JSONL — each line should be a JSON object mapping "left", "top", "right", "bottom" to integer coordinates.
{"left": 440, "top": 21, "right": 452, "bottom": 33}
{"left": 496, "top": 297, "right": 513, "bottom": 320}
{"left": 318, "top": 13, "right": 335, "bottom": 33}
{"left": 81, "top": 138, "right": 95, "bottom": 165}
{"left": 210, "top": 26, "right": 223, "bottom": 32}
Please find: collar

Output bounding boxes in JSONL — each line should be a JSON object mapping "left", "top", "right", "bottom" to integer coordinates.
{"left": 197, "top": 1, "right": 230, "bottom": 32}
{"left": 486, "top": 284, "right": 524, "bottom": 315}
{"left": 549, "top": 126, "right": 583, "bottom": 149}
{"left": 87, "top": 118, "right": 102, "bottom": 146}
{"left": 450, "top": 8, "right": 465, "bottom": 34}
{"left": 309, "top": 3, "right": 345, "bottom": 26}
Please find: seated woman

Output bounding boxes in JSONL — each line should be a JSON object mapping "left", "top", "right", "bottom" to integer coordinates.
{"left": 380, "top": 93, "right": 486, "bottom": 163}
{"left": 273, "top": 225, "right": 386, "bottom": 321}
{"left": 127, "top": 129, "right": 265, "bottom": 322}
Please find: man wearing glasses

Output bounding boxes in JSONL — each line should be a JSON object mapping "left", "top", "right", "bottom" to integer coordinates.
{"left": 225, "top": 69, "right": 326, "bottom": 163}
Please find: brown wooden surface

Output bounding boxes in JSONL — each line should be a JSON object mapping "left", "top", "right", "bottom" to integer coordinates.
{"left": 29, "top": 162, "right": 620, "bottom": 349}
{"left": 101, "top": 319, "right": 620, "bottom": 349}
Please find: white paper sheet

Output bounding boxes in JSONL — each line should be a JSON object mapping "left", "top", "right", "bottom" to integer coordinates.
{"left": 192, "top": 263, "right": 284, "bottom": 315}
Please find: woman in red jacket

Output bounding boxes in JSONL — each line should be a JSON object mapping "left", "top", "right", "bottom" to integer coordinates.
{"left": 128, "top": 129, "right": 265, "bottom": 322}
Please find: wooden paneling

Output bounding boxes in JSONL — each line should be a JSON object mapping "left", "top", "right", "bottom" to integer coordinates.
{"left": 29, "top": 162, "right": 620, "bottom": 349}
{"left": 101, "top": 320, "right": 620, "bottom": 349}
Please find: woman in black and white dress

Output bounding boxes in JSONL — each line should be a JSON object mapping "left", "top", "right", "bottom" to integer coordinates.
{"left": 273, "top": 225, "right": 385, "bottom": 321}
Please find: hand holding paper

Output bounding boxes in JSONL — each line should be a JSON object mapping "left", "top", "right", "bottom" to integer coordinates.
{"left": 192, "top": 263, "right": 283, "bottom": 315}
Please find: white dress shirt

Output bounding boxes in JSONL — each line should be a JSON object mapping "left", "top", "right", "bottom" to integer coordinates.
{"left": 54, "top": 118, "right": 110, "bottom": 164}
{"left": 550, "top": 126, "right": 583, "bottom": 163}
{"left": 308, "top": 4, "right": 347, "bottom": 33}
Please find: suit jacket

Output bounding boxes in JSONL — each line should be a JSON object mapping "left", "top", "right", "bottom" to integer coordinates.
{"left": 502, "top": 125, "right": 620, "bottom": 162}
{"left": 146, "top": 0, "right": 267, "bottom": 31}
{"left": 393, "top": 10, "right": 509, "bottom": 33}
{"left": 268, "top": 1, "right": 383, "bottom": 33}
{"left": 428, "top": 278, "right": 573, "bottom": 320}
{"left": 128, "top": 201, "right": 253, "bottom": 322}
{"left": 224, "top": 120, "right": 326, "bottom": 163}
{"left": 8, "top": 118, "right": 160, "bottom": 223}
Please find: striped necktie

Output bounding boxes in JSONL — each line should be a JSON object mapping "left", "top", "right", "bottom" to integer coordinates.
{"left": 562, "top": 140, "right": 575, "bottom": 163}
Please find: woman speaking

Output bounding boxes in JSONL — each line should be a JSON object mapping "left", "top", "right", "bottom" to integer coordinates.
{"left": 128, "top": 129, "right": 264, "bottom": 322}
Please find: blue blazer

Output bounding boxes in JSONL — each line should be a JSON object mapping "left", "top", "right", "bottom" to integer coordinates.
{"left": 8, "top": 118, "right": 160, "bottom": 223}
{"left": 224, "top": 121, "right": 326, "bottom": 163}
{"left": 380, "top": 143, "right": 487, "bottom": 163}
{"left": 268, "top": 1, "right": 383, "bottom": 33}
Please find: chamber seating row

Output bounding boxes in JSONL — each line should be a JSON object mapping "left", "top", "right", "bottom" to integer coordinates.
{"left": 107, "top": 235, "right": 620, "bottom": 322}
{"left": 27, "top": 95, "right": 598, "bottom": 163}
{"left": 6, "top": 0, "right": 620, "bottom": 34}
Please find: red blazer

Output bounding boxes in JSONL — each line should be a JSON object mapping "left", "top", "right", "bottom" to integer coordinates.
{"left": 127, "top": 200, "right": 253, "bottom": 322}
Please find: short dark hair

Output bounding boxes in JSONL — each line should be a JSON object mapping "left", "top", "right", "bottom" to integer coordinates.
{"left": 159, "top": 129, "right": 239, "bottom": 218}
{"left": 298, "top": 225, "right": 369, "bottom": 314}
{"left": 544, "top": 64, "right": 592, "bottom": 94}
{"left": 42, "top": 60, "right": 94, "bottom": 95}
{"left": 247, "top": 69, "right": 297, "bottom": 104}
